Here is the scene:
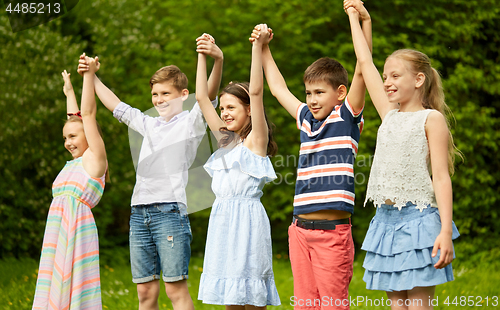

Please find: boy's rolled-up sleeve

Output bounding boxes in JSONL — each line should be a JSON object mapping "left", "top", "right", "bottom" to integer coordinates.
{"left": 187, "top": 97, "right": 218, "bottom": 139}
{"left": 113, "top": 101, "right": 149, "bottom": 136}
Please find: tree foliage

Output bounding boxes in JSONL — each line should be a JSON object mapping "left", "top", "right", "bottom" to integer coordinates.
{"left": 0, "top": 0, "right": 498, "bottom": 261}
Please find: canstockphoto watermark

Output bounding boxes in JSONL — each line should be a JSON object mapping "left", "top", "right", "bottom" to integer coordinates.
{"left": 290, "top": 296, "right": 426, "bottom": 307}
{"left": 271, "top": 153, "right": 374, "bottom": 186}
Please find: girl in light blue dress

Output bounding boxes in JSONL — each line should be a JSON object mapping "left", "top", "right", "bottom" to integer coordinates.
{"left": 195, "top": 28, "right": 280, "bottom": 309}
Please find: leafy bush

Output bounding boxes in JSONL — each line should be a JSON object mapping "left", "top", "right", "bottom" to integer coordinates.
{"left": 1, "top": 0, "right": 498, "bottom": 260}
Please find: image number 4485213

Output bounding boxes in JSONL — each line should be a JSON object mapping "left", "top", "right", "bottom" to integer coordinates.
{"left": 3, "top": 0, "right": 80, "bottom": 33}
{"left": 5, "top": 2, "right": 61, "bottom": 14}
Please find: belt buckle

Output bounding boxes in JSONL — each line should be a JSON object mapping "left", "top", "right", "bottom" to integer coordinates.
{"left": 293, "top": 216, "right": 308, "bottom": 229}
{"left": 299, "top": 218, "right": 313, "bottom": 230}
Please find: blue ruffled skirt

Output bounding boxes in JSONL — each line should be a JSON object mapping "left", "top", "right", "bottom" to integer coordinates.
{"left": 362, "top": 203, "right": 460, "bottom": 291}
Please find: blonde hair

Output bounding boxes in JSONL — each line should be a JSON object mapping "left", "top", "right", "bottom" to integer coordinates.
{"left": 149, "top": 65, "right": 188, "bottom": 92}
{"left": 65, "top": 116, "right": 111, "bottom": 182}
{"left": 388, "top": 49, "right": 462, "bottom": 174}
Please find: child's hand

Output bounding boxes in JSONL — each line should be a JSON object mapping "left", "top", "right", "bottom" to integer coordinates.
{"left": 344, "top": 5, "right": 360, "bottom": 20}
{"left": 343, "top": 0, "right": 369, "bottom": 20}
{"left": 61, "top": 70, "right": 73, "bottom": 96}
{"left": 249, "top": 25, "right": 273, "bottom": 44}
{"left": 196, "top": 33, "right": 223, "bottom": 61}
{"left": 77, "top": 53, "right": 88, "bottom": 76}
{"left": 85, "top": 56, "right": 100, "bottom": 74}
{"left": 251, "top": 24, "right": 272, "bottom": 45}
{"left": 432, "top": 232, "right": 454, "bottom": 269}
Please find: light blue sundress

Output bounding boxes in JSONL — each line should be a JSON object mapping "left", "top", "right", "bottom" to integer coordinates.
{"left": 198, "top": 144, "right": 281, "bottom": 306}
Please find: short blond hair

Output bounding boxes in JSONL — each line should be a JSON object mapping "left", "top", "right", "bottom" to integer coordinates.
{"left": 149, "top": 65, "right": 188, "bottom": 91}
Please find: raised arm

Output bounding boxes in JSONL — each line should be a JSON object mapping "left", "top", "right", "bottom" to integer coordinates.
{"left": 81, "top": 56, "right": 107, "bottom": 178}
{"left": 62, "top": 70, "right": 79, "bottom": 116}
{"left": 345, "top": 3, "right": 398, "bottom": 120}
{"left": 200, "top": 34, "right": 224, "bottom": 101}
{"left": 345, "top": 0, "right": 372, "bottom": 114}
{"left": 196, "top": 36, "right": 226, "bottom": 139}
{"left": 78, "top": 53, "right": 121, "bottom": 112}
{"left": 253, "top": 28, "right": 302, "bottom": 119}
{"left": 245, "top": 24, "right": 270, "bottom": 157}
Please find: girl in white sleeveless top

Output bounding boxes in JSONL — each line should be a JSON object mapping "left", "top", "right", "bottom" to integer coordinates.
{"left": 346, "top": 1, "right": 461, "bottom": 309}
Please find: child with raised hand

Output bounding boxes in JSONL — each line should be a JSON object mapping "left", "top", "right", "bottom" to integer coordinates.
{"left": 345, "top": 0, "right": 460, "bottom": 308}
{"left": 78, "top": 49, "right": 222, "bottom": 310}
{"left": 33, "top": 63, "right": 107, "bottom": 310}
{"left": 253, "top": 5, "right": 372, "bottom": 309}
{"left": 195, "top": 27, "right": 280, "bottom": 308}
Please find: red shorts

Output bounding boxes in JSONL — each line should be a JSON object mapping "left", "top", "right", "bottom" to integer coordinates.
{"left": 288, "top": 220, "right": 354, "bottom": 310}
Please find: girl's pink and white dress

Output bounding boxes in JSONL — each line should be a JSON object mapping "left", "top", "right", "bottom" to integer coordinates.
{"left": 33, "top": 157, "right": 105, "bottom": 310}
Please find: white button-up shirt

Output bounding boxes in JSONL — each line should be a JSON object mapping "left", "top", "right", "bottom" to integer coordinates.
{"left": 113, "top": 99, "right": 217, "bottom": 207}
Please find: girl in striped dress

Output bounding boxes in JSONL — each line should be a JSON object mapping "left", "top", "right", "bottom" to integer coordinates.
{"left": 33, "top": 56, "right": 108, "bottom": 310}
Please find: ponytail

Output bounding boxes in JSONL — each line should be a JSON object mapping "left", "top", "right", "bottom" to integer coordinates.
{"left": 426, "top": 68, "right": 462, "bottom": 175}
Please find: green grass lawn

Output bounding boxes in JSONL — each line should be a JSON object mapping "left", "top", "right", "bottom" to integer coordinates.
{"left": 1, "top": 252, "right": 499, "bottom": 309}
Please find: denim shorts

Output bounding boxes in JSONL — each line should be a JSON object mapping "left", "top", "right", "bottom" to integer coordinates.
{"left": 129, "top": 203, "right": 192, "bottom": 283}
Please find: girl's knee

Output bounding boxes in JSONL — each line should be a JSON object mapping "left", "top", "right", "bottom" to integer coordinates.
{"left": 387, "top": 290, "right": 409, "bottom": 310}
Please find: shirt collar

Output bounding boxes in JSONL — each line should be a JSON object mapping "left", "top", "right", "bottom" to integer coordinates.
{"left": 157, "top": 110, "right": 189, "bottom": 125}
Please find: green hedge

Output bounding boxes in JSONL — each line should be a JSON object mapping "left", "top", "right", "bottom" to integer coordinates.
{"left": 0, "top": 0, "right": 498, "bottom": 260}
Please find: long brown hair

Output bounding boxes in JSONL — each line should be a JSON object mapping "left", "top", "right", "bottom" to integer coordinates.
{"left": 388, "top": 49, "right": 462, "bottom": 174}
{"left": 65, "top": 116, "right": 111, "bottom": 182}
{"left": 218, "top": 82, "right": 278, "bottom": 157}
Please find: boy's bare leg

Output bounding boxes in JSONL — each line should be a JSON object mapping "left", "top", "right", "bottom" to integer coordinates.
{"left": 164, "top": 280, "right": 194, "bottom": 310}
{"left": 137, "top": 280, "right": 160, "bottom": 310}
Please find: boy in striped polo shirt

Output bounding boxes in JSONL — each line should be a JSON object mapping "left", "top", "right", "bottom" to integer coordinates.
{"left": 258, "top": 6, "right": 371, "bottom": 309}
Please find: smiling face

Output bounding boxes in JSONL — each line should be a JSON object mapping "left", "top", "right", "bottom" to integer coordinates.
{"left": 219, "top": 93, "right": 251, "bottom": 135}
{"left": 305, "top": 81, "right": 341, "bottom": 121}
{"left": 383, "top": 57, "right": 421, "bottom": 105}
{"left": 151, "top": 81, "right": 186, "bottom": 121}
{"left": 63, "top": 121, "right": 88, "bottom": 159}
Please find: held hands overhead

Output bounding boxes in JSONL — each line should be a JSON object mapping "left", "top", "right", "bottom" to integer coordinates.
{"left": 343, "top": 0, "right": 370, "bottom": 20}
{"left": 249, "top": 24, "right": 273, "bottom": 44}
{"left": 77, "top": 52, "right": 100, "bottom": 76}
{"left": 196, "top": 33, "right": 223, "bottom": 60}
{"left": 250, "top": 23, "right": 272, "bottom": 45}
{"left": 86, "top": 56, "right": 100, "bottom": 74}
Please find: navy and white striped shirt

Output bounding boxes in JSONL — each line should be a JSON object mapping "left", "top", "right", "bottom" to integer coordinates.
{"left": 293, "top": 98, "right": 364, "bottom": 215}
